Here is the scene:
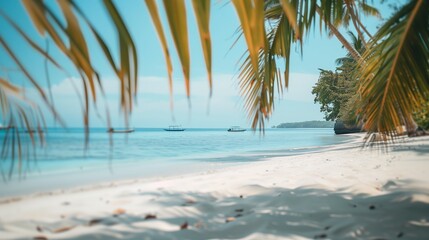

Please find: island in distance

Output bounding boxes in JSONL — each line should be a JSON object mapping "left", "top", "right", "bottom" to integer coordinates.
{"left": 273, "top": 121, "right": 334, "bottom": 128}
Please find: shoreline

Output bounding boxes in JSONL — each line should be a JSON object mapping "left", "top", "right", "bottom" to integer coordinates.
{"left": 0, "top": 133, "right": 360, "bottom": 202}
{"left": 0, "top": 134, "right": 428, "bottom": 239}
{"left": 0, "top": 133, "right": 359, "bottom": 199}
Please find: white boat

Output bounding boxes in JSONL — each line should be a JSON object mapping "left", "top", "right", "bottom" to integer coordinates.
{"left": 107, "top": 128, "right": 135, "bottom": 133}
{"left": 227, "top": 126, "right": 246, "bottom": 132}
{"left": 164, "top": 125, "right": 185, "bottom": 131}
{"left": 0, "top": 124, "right": 14, "bottom": 131}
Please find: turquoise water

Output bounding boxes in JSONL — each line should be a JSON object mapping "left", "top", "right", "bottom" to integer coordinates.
{"left": 0, "top": 128, "right": 354, "bottom": 196}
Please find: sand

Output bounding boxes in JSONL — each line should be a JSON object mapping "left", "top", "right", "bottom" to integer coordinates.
{"left": 0, "top": 134, "right": 428, "bottom": 239}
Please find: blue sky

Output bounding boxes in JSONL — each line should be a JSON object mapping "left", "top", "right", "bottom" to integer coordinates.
{"left": 0, "top": 0, "right": 396, "bottom": 128}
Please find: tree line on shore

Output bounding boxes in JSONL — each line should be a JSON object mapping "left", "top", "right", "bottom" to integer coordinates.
{"left": 273, "top": 121, "right": 334, "bottom": 128}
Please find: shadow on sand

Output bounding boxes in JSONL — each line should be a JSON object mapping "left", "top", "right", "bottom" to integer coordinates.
{"left": 24, "top": 179, "right": 429, "bottom": 240}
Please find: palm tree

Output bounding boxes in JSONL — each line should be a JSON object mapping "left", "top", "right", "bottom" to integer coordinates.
{"left": 335, "top": 31, "right": 366, "bottom": 66}
{"left": 358, "top": 0, "right": 429, "bottom": 136}
{"left": 235, "top": 0, "right": 376, "bottom": 130}
{"left": 340, "top": 0, "right": 380, "bottom": 46}
{"left": 236, "top": 0, "right": 429, "bottom": 137}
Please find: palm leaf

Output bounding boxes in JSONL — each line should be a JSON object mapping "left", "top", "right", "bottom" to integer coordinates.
{"left": 102, "top": 0, "right": 139, "bottom": 129}
{"left": 163, "top": 0, "right": 191, "bottom": 99}
{"left": 236, "top": 0, "right": 350, "bottom": 131}
{"left": 0, "top": 78, "right": 20, "bottom": 94}
{"left": 0, "top": 79, "right": 45, "bottom": 179}
{"left": 145, "top": 0, "right": 175, "bottom": 109}
{"left": 192, "top": 0, "right": 213, "bottom": 96}
{"left": 103, "top": 0, "right": 138, "bottom": 99}
{"left": 0, "top": 37, "right": 63, "bottom": 126}
{"left": 358, "top": 0, "right": 429, "bottom": 135}
{"left": 57, "top": 1, "right": 98, "bottom": 102}
{"left": 21, "top": 0, "right": 98, "bottom": 144}
{"left": 232, "top": 0, "right": 266, "bottom": 80}
{"left": 238, "top": 9, "right": 297, "bottom": 130}
{"left": 20, "top": 0, "right": 139, "bottom": 142}
{"left": 278, "top": 0, "right": 299, "bottom": 39}
{"left": 358, "top": 1, "right": 381, "bottom": 18}
{"left": 0, "top": 11, "right": 65, "bottom": 72}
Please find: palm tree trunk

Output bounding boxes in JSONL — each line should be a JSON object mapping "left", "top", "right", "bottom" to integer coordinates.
{"left": 315, "top": 5, "right": 362, "bottom": 62}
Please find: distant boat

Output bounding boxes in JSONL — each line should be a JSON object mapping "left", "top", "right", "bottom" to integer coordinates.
{"left": 0, "top": 124, "right": 13, "bottom": 130}
{"left": 25, "top": 129, "right": 42, "bottom": 133}
{"left": 227, "top": 126, "right": 246, "bottom": 132}
{"left": 164, "top": 125, "right": 185, "bottom": 131}
{"left": 107, "top": 128, "right": 135, "bottom": 133}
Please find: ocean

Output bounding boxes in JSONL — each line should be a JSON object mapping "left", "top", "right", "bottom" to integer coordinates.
{"left": 0, "top": 128, "right": 355, "bottom": 197}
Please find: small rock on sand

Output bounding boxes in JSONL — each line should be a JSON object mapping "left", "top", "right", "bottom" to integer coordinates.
{"left": 88, "top": 219, "right": 102, "bottom": 226}
{"left": 144, "top": 214, "right": 157, "bottom": 220}
{"left": 180, "top": 221, "right": 188, "bottom": 230}
{"left": 314, "top": 233, "right": 327, "bottom": 239}
{"left": 52, "top": 226, "right": 74, "bottom": 233}
{"left": 113, "top": 208, "right": 126, "bottom": 215}
{"left": 33, "top": 236, "right": 48, "bottom": 240}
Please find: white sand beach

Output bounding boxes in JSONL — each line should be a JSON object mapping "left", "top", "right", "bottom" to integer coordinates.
{"left": 1, "top": 134, "right": 429, "bottom": 239}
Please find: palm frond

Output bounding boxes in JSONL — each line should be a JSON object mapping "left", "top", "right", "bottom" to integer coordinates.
{"left": 102, "top": 0, "right": 138, "bottom": 129}
{"left": 0, "top": 79, "right": 45, "bottom": 180}
{"left": 20, "top": 0, "right": 140, "bottom": 144}
{"left": 192, "top": 0, "right": 212, "bottom": 96}
{"left": 358, "top": 1, "right": 381, "bottom": 18}
{"left": 238, "top": 8, "right": 298, "bottom": 130}
{"left": 144, "top": 0, "right": 174, "bottom": 109}
{"left": 0, "top": 11, "right": 65, "bottom": 72}
{"left": 22, "top": 0, "right": 98, "bottom": 146}
{"left": 358, "top": 0, "right": 429, "bottom": 136}
{"left": 163, "top": 0, "right": 191, "bottom": 99}
{"left": 232, "top": 0, "right": 266, "bottom": 82}
{"left": 236, "top": 0, "right": 355, "bottom": 131}
{"left": 278, "top": 0, "right": 299, "bottom": 39}
{"left": 0, "top": 37, "right": 63, "bottom": 126}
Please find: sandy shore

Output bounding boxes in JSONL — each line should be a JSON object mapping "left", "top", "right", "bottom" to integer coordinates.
{"left": 1, "top": 134, "right": 429, "bottom": 239}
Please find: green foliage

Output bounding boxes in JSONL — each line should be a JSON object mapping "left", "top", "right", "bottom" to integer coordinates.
{"left": 312, "top": 60, "right": 359, "bottom": 122}
{"left": 312, "top": 31, "right": 364, "bottom": 124}
{"left": 275, "top": 121, "right": 334, "bottom": 128}
{"left": 414, "top": 100, "right": 429, "bottom": 130}
{"left": 312, "top": 70, "right": 341, "bottom": 121}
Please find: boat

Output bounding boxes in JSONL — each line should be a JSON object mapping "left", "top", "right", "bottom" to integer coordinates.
{"left": 227, "top": 126, "right": 246, "bottom": 132}
{"left": 164, "top": 125, "right": 185, "bottom": 131}
{"left": 25, "top": 129, "right": 42, "bottom": 133}
{"left": 107, "top": 128, "right": 135, "bottom": 133}
{"left": 0, "top": 124, "right": 13, "bottom": 130}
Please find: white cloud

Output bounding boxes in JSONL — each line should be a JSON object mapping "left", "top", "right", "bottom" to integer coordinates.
{"left": 282, "top": 73, "right": 319, "bottom": 102}
{"left": 25, "top": 72, "right": 322, "bottom": 127}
